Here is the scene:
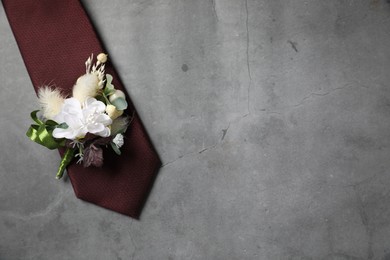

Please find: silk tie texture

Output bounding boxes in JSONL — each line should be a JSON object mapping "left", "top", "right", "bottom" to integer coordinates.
{"left": 2, "top": 0, "right": 162, "bottom": 219}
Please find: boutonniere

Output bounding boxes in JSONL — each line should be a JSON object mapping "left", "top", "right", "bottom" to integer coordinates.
{"left": 27, "top": 53, "right": 132, "bottom": 179}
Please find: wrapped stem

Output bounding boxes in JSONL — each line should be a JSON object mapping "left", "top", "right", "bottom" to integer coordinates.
{"left": 56, "top": 148, "right": 75, "bottom": 179}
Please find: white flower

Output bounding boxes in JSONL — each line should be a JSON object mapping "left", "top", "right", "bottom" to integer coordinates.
{"left": 52, "top": 97, "right": 112, "bottom": 140}
{"left": 112, "top": 134, "right": 124, "bottom": 148}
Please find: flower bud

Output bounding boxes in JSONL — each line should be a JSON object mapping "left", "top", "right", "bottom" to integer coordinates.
{"left": 97, "top": 53, "right": 108, "bottom": 63}
{"left": 109, "top": 89, "right": 126, "bottom": 103}
{"left": 113, "top": 134, "right": 124, "bottom": 148}
{"left": 106, "top": 104, "right": 123, "bottom": 120}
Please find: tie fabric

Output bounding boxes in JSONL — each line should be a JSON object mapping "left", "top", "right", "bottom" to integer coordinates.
{"left": 2, "top": 0, "right": 161, "bottom": 219}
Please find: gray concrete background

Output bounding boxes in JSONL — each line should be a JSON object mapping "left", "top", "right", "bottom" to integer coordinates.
{"left": 1, "top": 0, "right": 390, "bottom": 259}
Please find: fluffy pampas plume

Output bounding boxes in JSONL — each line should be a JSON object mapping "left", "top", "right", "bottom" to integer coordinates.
{"left": 72, "top": 73, "right": 100, "bottom": 104}
{"left": 38, "top": 86, "right": 65, "bottom": 120}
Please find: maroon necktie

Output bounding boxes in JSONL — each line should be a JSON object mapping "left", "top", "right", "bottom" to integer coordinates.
{"left": 2, "top": 0, "right": 161, "bottom": 219}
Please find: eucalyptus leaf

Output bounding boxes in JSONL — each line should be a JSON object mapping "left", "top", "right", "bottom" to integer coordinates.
{"left": 104, "top": 88, "right": 115, "bottom": 96}
{"left": 111, "top": 97, "right": 128, "bottom": 110}
{"left": 105, "top": 74, "right": 114, "bottom": 90}
{"left": 30, "top": 110, "right": 43, "bottom": 125}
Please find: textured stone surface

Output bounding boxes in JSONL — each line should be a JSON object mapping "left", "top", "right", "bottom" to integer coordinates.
{"left": 1, "top": 0, "right": 390, "bottom": 259}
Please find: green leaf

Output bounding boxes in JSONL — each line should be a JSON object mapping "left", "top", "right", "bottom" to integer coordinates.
{"left": 45, "top": 120, "right": 59, "bottom": 126}
{"left": 30, "top": 110, "right": 43, "bottom": 125}
{"left": 56, "top": 123, "right": 69, "bottom": 129}
{"left": 103, "top": 74, "right": 116, "bottom": 97}
{"left": 95, "top": 94, "right": 106, "bottom": 103}
{"left": 111, "top": 97, "right": 128, "bottom": 110}
{"left": 104, "top": 88, "right": 115, "bottom": 96}
{"left": 105, "top": 74, "right": 114, "bottom": 90}
{"left": 106, "top": 74, "right": 112, "bottom": 86}
{"left": 110, "top": 142, "right": 121, "bottom": 155}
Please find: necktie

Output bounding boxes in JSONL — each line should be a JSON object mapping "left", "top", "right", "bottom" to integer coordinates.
{"left": 2, "top": 0, "right": 162, "bottom": 219}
